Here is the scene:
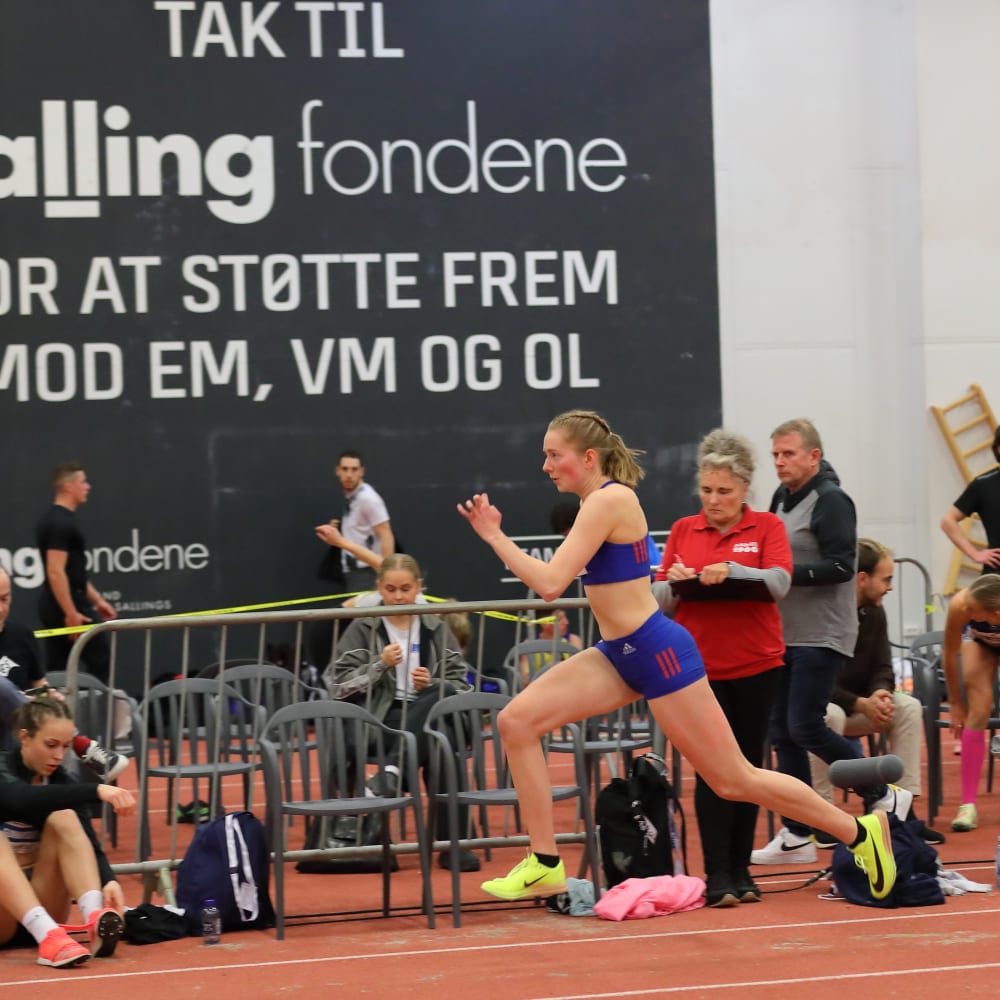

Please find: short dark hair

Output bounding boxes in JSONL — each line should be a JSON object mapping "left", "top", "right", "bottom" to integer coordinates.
{"left": 51, "top": 462, "right": 84, "bottom": 489}
{"left": 337, "top": 449, "right": 363, "bottom": 466}
{"left": 993, "top": 426, "right": 1000, "bottom": 464}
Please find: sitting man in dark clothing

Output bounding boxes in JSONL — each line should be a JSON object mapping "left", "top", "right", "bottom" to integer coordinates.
{"left": 809, "top": 539, "right": 944, "bottom": 844}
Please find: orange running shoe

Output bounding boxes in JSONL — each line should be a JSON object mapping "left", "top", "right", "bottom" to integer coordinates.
{"left": 37, "top": 927, "right": 90, "bottom": 968}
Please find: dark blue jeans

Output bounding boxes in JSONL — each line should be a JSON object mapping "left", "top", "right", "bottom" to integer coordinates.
{"left": 770, "top": 645, "right": 861, "bottom": 837}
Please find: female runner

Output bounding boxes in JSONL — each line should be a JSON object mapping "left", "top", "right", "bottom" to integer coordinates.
{"left": 458, "top": 410, "right": 895, "bottom": 901}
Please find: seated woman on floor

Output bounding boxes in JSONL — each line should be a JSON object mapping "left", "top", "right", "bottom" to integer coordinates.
{"left": 0, "top": 695, "right": 135, "bottom": 967}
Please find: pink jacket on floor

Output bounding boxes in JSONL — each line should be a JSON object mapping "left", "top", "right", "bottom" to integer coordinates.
{"left": 593, "top": 875, "right": 706, "bottom": 921}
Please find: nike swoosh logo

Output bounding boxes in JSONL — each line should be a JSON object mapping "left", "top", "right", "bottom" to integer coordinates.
{"left": 780, "top": 842, "right": 807, "bottom": 852}
{"left": 870, "top": 840, "right": 885, "bottom": 894}
{"left": 524, "top": 874, "right": 548, "bottom": 887}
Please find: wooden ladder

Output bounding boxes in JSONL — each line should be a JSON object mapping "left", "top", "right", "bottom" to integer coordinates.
{"left": 930, "top": 384, "right": 998, "bottom": 594}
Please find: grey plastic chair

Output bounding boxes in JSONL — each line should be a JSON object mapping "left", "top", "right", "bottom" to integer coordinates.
{"left": 548, "top": 707, "right": 655, "bottom": 810}
{"left": 220, "top": 663, "right": 324, "bottom": 734}
{"left": 135, "top": 678, "right": 263, "bottom": 860}
{"left": 47, "top": 670, "right": 141, "bottom": 847}
{"left": 501, "top": 638, "right": 582, "bottom": 694}
{"left": 258, "top": 699, "right": 435, "bottom": 938}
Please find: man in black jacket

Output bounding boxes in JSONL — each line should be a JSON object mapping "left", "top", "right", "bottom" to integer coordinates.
{"left": 752, "top": 419, "right": 861, "bottom": 865}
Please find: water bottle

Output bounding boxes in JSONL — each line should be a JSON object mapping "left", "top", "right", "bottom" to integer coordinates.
{"left": 201, "top": 899, "right": 221, "bottom": 945}
{"left": 995, "top": 838, "right": 1000, "bottom": 891}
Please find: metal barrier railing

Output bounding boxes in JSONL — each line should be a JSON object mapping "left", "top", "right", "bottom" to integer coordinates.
{"left": 61, "top": 595, "right": 593, "bottom": 900}
{"left": 57, "top": 554, "right": 945, "bottom": 903}
{"left": 888, "top": 555, "right": 936, "bottom": 650}
{"left": 884, "top": 555, "right": 938, "bottom": 694}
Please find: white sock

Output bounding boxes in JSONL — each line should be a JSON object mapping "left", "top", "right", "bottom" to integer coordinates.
{"left": 20, "top": 906, "right": 58, "bottom": 945}
{"left": 78, "top": 890, "right": 105, "bottom": 923}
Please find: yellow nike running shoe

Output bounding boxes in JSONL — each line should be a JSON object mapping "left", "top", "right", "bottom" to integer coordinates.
{"left": 848, "top": 810, "right": 896, "bottom": 901}
{"left": 481, "top": 853, "right": 567, "bottom": 901}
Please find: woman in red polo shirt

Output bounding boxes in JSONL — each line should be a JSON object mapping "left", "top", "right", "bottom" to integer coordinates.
{"left": 655, "top": 428, "right": 791, "bottom": 908}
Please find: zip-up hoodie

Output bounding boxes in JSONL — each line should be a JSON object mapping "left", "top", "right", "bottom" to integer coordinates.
{"left": 323, "top": 613, "right": 471, "bottom": 723}
{"left": 769, "top": 460, "right": 858, "bottom": 657}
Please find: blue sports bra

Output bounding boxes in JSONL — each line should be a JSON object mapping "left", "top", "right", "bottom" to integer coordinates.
{"left": 581, "top": 536, "right": 652, "bottom": 585}
{"left": 580, "top": 483, "right": 652, "bottom": 585}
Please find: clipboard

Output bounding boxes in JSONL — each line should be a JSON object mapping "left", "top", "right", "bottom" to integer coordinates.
{"left": 669, "top": 576, "right": 775, "bottom": 603}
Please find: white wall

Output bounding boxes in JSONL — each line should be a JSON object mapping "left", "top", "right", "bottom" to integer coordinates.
{"left": 916, "top": 0, "right": 1000, "bottom": 593}
{"left": 710, "top": 0, "right": 1000, "bottom": 637}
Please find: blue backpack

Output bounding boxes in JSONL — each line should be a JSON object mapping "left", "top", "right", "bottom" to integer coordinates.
{"left": 831, "top": 814, "right": 944, "bottom": 908}
{"left": 175, "top": 811, "right": 276, "bottom": 933}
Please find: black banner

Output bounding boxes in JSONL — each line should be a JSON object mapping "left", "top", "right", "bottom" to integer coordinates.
{"left": 1, "top": 1, "right": 719, "bottom": 682}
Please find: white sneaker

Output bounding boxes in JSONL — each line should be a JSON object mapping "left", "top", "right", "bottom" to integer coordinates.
{"left": 868, "top": 783, "right": 913, "bottom": 822}
{"left": 749, "top": 827, "right": 817, "bottom": 865}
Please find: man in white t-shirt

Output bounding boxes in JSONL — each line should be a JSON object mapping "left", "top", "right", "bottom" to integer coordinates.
{"left": 311, "top": 450, "right": 396, "bottom": 668}
{"left": 331, "top": 450, "right": 395, "bottom": 592}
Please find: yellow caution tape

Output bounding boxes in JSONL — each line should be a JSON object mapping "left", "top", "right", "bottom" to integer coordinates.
{"left": 422, "top": 594, "right": 554, "bottom": 625}
{"left": 35, "top": 592, "right": 553, "bottom": 638}
{"left": 34, "top": 625, "right": 92, "bottom": 638}
{"left": 33, "top": 591, "right": 360, "bottom": 638}
{"left": 159, "top": 592, "right": 362, "bottom": 619}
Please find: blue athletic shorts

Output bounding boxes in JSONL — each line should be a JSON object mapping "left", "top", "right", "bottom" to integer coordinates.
{"left": 595, "top": 612, "right": 705, "bottom": 698}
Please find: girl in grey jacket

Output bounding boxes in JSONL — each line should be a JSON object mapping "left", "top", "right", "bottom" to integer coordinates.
{"left": 324, "top": 554, "right": 471, "bottom": 724}
{"left": 323, "top": 554, "right": 479, "bottom": 871}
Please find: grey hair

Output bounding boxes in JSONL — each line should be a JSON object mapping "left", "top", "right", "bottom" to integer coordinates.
{"left": 697, "top": 428, "right": 755, "bottom": 484}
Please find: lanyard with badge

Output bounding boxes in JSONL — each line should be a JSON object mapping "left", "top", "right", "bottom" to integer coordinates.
{"left": 391, "top": 619, "right": 420, "bottom": 699}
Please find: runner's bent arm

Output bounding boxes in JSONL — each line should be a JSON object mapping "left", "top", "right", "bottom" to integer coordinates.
{"left": 458, "top": 490, "right": 615, "bottom": 600}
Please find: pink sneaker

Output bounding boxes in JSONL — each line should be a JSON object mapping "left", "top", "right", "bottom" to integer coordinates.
{"left": 37, "top": 927, "right": 90, "bottom": 968}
